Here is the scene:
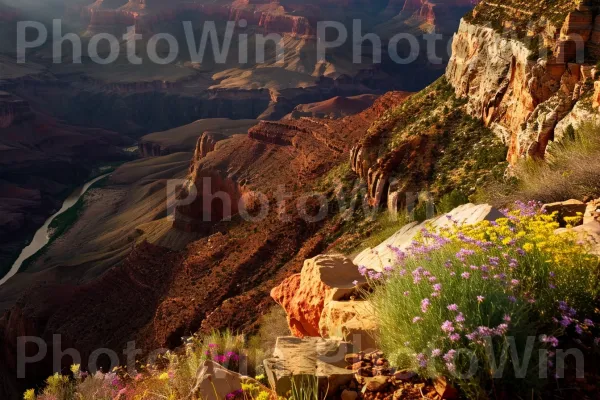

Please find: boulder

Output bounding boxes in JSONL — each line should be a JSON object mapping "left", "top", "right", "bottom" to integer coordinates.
{"left": 584, "top": 198, "right": 600, "bottom": 224}
{"left": 319, "top": 300, "right": 378, "bottom": 351}
{"left": 434, "top": 376, "right": 459, "bottom": 399}
{"left": 354, "top": 204, "right": 503, "bottom": 271}
{"left": 271, "top": 254, "right": 367, "bottom": 337}
{"left": 542, "top": 199, "right": 587, "bottom": 226}
{"left": 556, "top": 221, "right": 600, "bottom": 256}
{"left": 263, "top": 337, "right": 353, "bottom": 397}
{"left": 190, "top": 360, "right": 243, "bottom": 400}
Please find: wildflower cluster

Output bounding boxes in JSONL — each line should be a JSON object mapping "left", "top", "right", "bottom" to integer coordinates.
{"left": 368, "top": 203, "right": 600, "bottom": 396}
{"left": 23, "top": 331, "right": 273, "bottom": 400}
{"left": 24, "top": 365, "right": 127, "bottom": 400}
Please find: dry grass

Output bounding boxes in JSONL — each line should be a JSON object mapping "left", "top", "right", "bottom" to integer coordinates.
{"left": 478, "top": 120, "right": 600, "bottom": 206}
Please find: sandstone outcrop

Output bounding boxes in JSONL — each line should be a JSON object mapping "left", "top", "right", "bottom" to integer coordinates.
{"left": 195, "top": 132, "right": 227, "bottom": 161}
{"left": 401, "top": 0, "right": 481, "bottom": 28}
{"left": 263, "top": 336, "right": 353, "bottom": 396}
{"left": 446, "top": 0, "right": 600, "bottom": 164}
{"left": 354, "top": 203, "right": 503, "bottom": 272}
{"left": 319, "top": 300, "right": 378, "bottom": 351}
{"left": 190, "top": 360, "right": 272, "bottom": 400}
{"left": 271, "top": 255, "right": 366, "bottom": 338}
{"left": 190, "top": 360, "right": 242, "bottom": 400}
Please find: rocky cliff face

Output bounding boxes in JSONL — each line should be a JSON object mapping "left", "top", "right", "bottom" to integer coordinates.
{"left": 0, "top": 93, "right": 34, "bottom": 129}
{"left": 401, "top": 0, "right": 480, "bottom": 27}
{"left": 446, "top": 0, "right": 600, "bottom": 163}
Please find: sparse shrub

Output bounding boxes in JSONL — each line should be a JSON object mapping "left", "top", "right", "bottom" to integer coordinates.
{"left": 480, "top": 120, "right": 600, "bottom": 206}
{"left": 436, "top": 190, "right": 469, "bottom": 214}
{"left": 367, "top": 203, "right": 600, "bottom": 398}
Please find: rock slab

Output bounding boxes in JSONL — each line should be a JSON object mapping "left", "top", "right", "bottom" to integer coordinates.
{"left": 263, "top": 336, "right": 354, "bottom": 396}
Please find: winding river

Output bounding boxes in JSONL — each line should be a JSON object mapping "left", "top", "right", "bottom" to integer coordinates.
{"left": 0, "top": 172, "right": 111, "bottom": 286}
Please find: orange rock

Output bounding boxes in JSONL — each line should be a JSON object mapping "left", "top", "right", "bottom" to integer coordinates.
{"left": 270, "top": 254, "right": 366, "bottom": 337}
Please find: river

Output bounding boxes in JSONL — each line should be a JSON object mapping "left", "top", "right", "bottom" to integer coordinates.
{"left": 0, "top": 172, "right": 111, "bottom": 286}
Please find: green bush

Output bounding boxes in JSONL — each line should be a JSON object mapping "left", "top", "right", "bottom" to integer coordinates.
{"left": 367, "top": 204, "right": 600, "bottom": 398}
{"left": 436, "top": 190, "right": 469, "bottom": 214}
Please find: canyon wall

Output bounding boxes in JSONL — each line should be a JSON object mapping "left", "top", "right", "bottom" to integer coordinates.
{"left": 446, "top": 1, "right": 600, "bottom": 163}
{"left": 0, "top": 93, "right": 34, "bottom": 129}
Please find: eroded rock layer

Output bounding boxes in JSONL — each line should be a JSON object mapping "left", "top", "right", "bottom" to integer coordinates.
{"left": 447, "top": 0, "right": 600, "bottom": 163}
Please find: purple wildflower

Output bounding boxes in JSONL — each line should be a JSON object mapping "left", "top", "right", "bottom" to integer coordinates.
{"left": 443, "top": 350, "right": 457, "bottom": 362}
{"left": 461, "top": 272, "right": 470, "bottom": 279}
{"left": 421, "top": 298, "right": 431, "bottom": 313}
{"left": 456, "top": 248, "right": 475, "bottom": 262}
{"left": 449, "top": 333, "right": 460, "bottom": 342}
{"left": 413, "top": 316, "right": 423, "bottom": 323}
{"left": 433, "top": 283, "right": 442, "bottom": 292}
{"left": 560, "top": 316, "right": 572, "bottom": 327}
{"left": 541, "top": 335, "right": 559, "bottom": 347}
{"left": 441, "top": 320, "right": 455, "bottom": 333}
{"left": 477, "top": 326, "right": 494, "bottom": 337}
{"left": 431, "top": 349, "right": 442, "bottom": 357}
{"left": 495, "top": 323, "right": 509, "bottom": 336}
{"left": 455, "top": 313, "right": 465, "bottom": 323}
{"left": 447, "top": 304, "right": 459, "bottom": 312}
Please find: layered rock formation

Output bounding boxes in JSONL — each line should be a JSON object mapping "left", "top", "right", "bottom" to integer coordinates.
{"left": 447, "top": 0, "right": 600, "bottom": 163}
{"left": 0, "top": 92, "right": 33, "bottom": 129}
{"left": 172, "top": 91, "right": 409, "bottom": 233}
{"left": 271, "top": 254, "right": 367, "bottom": 338}
{"left": 401, "top": 0, "right": 481, "bottom": 27}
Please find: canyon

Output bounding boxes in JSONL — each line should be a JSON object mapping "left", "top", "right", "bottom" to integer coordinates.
{"left": 5, "top": 1, "right": 599, "bottom": 399}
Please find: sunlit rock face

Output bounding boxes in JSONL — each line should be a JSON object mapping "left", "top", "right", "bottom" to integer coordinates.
{"left": 446, "top": 0, "right": 600, "bottom": 163}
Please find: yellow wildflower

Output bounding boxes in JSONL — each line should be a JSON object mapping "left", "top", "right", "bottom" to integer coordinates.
{"left": 523, "top": 243, "right": 534, "bottom": 252}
